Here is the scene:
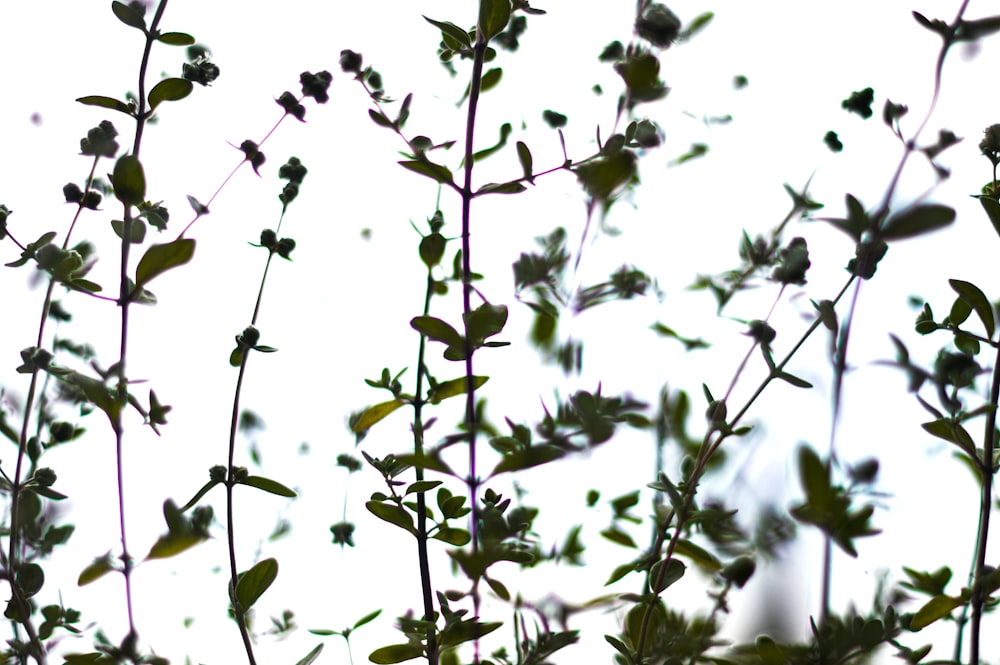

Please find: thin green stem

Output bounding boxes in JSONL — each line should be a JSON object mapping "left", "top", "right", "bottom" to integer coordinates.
{"left": 226, "top": 355, "right": 259, "bottom": 665}
{"left": 460, "top": 36, "right": 488, "bottom": 658}
{"left": 412, "top": 269, "right": 438, "bottom": 665}
{"left": 969, "top": 343, "right": 1000, "bottom": 665}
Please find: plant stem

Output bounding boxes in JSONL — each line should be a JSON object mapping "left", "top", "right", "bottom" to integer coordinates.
{"left": 413, "top": 270, "right": 439, "bottom": 665}
{"left": 226, "top": 355, "right": 259, "bottom": 665}
{"left": 460, "top": 34, "right": 488, "bottom": 656}
{"left": 969, "top": 342, "right": 1000, "bottom": 665}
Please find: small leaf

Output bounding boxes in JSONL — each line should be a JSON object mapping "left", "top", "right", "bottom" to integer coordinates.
{"left": 480, "top": 67, "right": 502, "bottom": 92}
{"left": 476, "top": 181, "right": 527, "bottom": 195}
{"left": 369, "top": 644, "right": 424, "bottom": 664}
{"left": 76, "top": 95, "right": 133, "bottom": 115}
{"left": 235, "top": 558, "right": 278, "bottom": 611}
{"left": 352, "top": 399, "right": 405, "bottom": 432}
{"left": 111, "top": 219, "right": 147, "bottom": 243}
{"left": 353, "top": 609, "right": 382, "bottom": 629}
{"left": 405, "top": 480, "right": 443, "bottom": 496}
{"left": 673, "top": 539, "right": 722, "bottom": 572}
{"left": 411, "top": 316, "right": 464, "bottom": 347}
{"left": 16, "top": 564, "right": 44, "bottom": 597}
{"left": 600, "top": 527, "right": 637, "bottom": 549}
{"left": 424, "top": 16, "right": 472, "bottom": 48}
{"left": 294, "top": 644, "right": 323, "bottom": 665}
{"left": 880, "top": 204, "right": 955, "bottom": 240}
{"left": 78, "top": 555, "right": 116, "bottom": 586}
{"left": 369, "top": 109, "right": 394, "bottom": 128}
{"left": 910, "top": 594, "right": 961, "bottom": 630}
{"left": 950, "top": 278, "right": 995, "bottom": 338}
{"left": 491, "top": 445, "right": 564, "bottom": 475}
{"left": 478, "top": 0, "right": 512, "bottom": 42}
{"left": 135, "top": 237, "right": 196, "bottom": 288}
{"left": 516, "top": 141, "right": 534, "bottom": 183}
{"left": 179, "top": 479, "right": 221, "bottom": 512}
{"left": 111, "top": 1, "right": 146, "bottom": 30}
{"left": 146, "top": 531, "right": 206, "bottom": 560}
{"left": 112, "top": 155, "right": 146, "bottom": 207}
{"left": 776, "top": 372, "right": 814, "bottom": 389}
{"left": 366, "top": 501, "right": 416, "bottom": 536}
{"left": 399, "top": 160, "right": 454, "bottom": 184}
{"left": 649, "top": 558, "right": 686, "bottom": 593}
{"left": 157, "top": 31, "right": 196, "bottom": 46}
{"left": 428, "top": 376, "right": 489, "bottom": 404}
{"left": 148, "top": 78, "right": 193, "bottom": 111}
{"left": 241, "top": 475, "right": 297, "bottom": 498}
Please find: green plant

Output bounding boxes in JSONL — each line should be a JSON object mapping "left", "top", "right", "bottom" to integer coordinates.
{"left": 4, "top": 1, "right": 1000, "bottom": 665}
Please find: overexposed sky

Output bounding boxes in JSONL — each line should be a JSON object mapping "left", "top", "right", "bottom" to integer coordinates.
{"left": 3, "top": 1, "right": 1000, "bottom": 663}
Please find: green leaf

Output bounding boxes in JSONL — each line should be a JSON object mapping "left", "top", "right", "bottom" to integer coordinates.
{"left": 480, "top": 67, "right": 502, "bottom": 92}
{"left": 776, "top": 372, "right": 813, "bottom": 389}
{"left": 910, "top": 594, "right": 961, "bottom": 630}
{"left": 111, "top": 219, "right": 147, "bottom": 243}
{"left": 432, "top": 527, "right": 471, "bottom": 546}
{"left": 236, "top": 558, "right": 278, "bottom": 611}
{"left": 949, "top": 279, "right": 995, "bottom": 338}
{"left": 76, "top": 95, "right": 133, "bottom": 115}
{"left": 605, "top": 563, "right": 635, "bottom": 586}
{"left": 428, "top": 376, "right": 489, "bottom": 404}
{"left": 353, "top": 609, "right": 382, "bottom": 629}
{"left": 112, "top": 155, "right": 146, "bottom": 207}
{"left": 179, "top": 479, "right": 221, "bottom": 512}
{"left": 516, "top": 141, "right": 534, "bottom": 183}
{"left": 476, "top": 181, "right": 527, "bottom": 195}
{"left": 399, "top": 160, "right": 454, "bottom": 185}
{"left": 111, "top": 1, "right": 146, "bottom": 30}
{"left": 922, "top": 419, "right": 976, "bottom": 456}
{"left": 293, "top": 644, "right": 323, "bottom": 665}
{"left": 649, "top": 558, "right": 686, "bottom": 593}
{"left": 369, "top": 109, "right": 394, "bottom": 128}
{"left": 78, "top": 555, "right": 116, "bottom": 586}
{"left": 369, "top": 644, "right": 424, "bottom": 664}
{"left": 797, "top": 445, "right": 829, "bottom": 502}
{"left": 241, "top": 475, "right": 297, "bottom": 498}
{"left": 366, "top": 501, "right": 416, "bottom": 536}
{"left": 673, "top": 539, "right": 722, "bottom": 572}
{"left": 600, "top": 527, "right": 637, "bottom": 549}
{"left": 157, "top": 31, "right": 196, "bottom": 45}
{"left": 478, "top": 0, "right": 512, "bottom": 42}
{"left": 135, "top": 237, "right": 196, "bottom": 288}
{"left": 491, "top": 445, "right": 565, "bottom": 475}
{"left": 146, "top": 531, "right": 206, "bottom": 560}
{"left": 16, "top": 563, "right": 44, "bottom": 597}
{"left": 880, "top": 203, "right": 955, "bottom": 240}
{"left": 148, "top": 78, "right": 193, "bottom": 111}
{"left": 405, "top": 480, "right": 442, "bottom": 495}
{"left": 979, "top": 196, "right": 1000, "bottom": 241}
{"left": 352, "top": 399, "right": 405, "bottom": 432}
{"left": 424, "top": 16, "right": 472, "bottom": 48}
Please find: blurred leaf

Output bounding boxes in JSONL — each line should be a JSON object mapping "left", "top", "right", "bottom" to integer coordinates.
{"left": 428, "top": 376, "right": 488, "bottom": 404}
{"left": 241, "top": 475, "right": 297, "bottom": 498}
{"left": 491, "top": 445, "right": 565, "bottom": 475}
{"left": 235, "top": 558, "right": 278, "bottom": 611}
{"left": 424, "top": 16, "right": 472, "bottom": 48}
{"left": 949, "top": 279, "right": 995, "bottom": 338}
{"left": 366, "top": 501, "right": 416, "bottom": 536}
{"left": 910, "top": 594, "right": 961, "bottom": 630}
{"left": 293, "top": 644, "right": 323, "bottom": 665}
{"left": 135, "top": 237, "right": 196, "bottom": 288}
{"left": 880, "top": 204, "right": 954, "bottom": 240}
{"left": 516, "top": 141, "right": 534, "bottom": 183}
{"left": 157, "top": 31, "right": 196, "bottom": 45}
{"left": 78, "top": 554, "right": 116, "bottom": 586}
{"left": 479, "top": 0, "right": 512, "bottom": 42}
{"left": 352, "top": 400, "right": 405, "bottom": 432}
{"left": 112, "top": 155, "right": 146, "bottom": 207}
{"left": 370, "top": 644, "right": 424, "bottom": 664}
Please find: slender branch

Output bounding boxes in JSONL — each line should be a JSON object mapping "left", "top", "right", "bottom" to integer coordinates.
{"left": 461, "top": 34, "right": 487, "bottom": 620}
